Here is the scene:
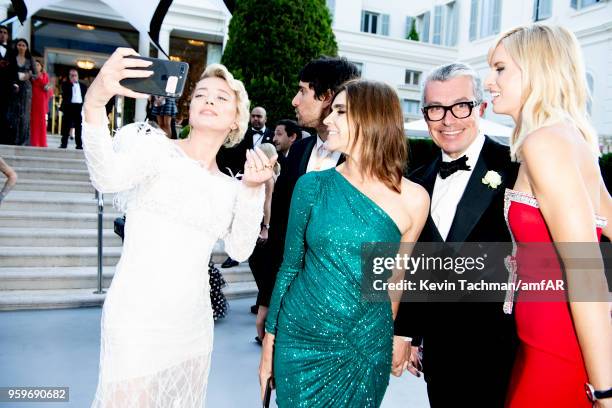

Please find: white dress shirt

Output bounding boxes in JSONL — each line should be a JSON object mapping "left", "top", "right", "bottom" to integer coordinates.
{"left": 71, "top": 82, "right": 83, "bottom": 104}
{"left": 431, "top": 133, "right": 485, "bottom": 241}
{"left": 251, "top": 126, "right": 266, "bottom": 148}
{"left": 306, "top": 135, "right": 341, "bottom": 173}
{"left": 0, "top": 44, "right": 6, "bottom": 58}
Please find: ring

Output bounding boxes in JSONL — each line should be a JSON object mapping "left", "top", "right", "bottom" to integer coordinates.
{"left": 264, "top": 164, "right": 272, "bottom": 169}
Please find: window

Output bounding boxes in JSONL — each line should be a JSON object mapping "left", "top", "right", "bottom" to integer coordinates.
{"left": 416, "top": 12, "right": 430, "bottom": 43}
{"left": 405, "top": 70, "right": 421, "bottom": 86}
{"left": 361, "top": 11, "right": 390, "bottom": 35}
{"left": 470, "top": 0, "right": 502, "bottom": 41}
{"left": 571, "top": 0, "right": 602, "bottom": 9}
{"left": 445, "top": 2, "right": 459, "bottom": 46}
{"left": 533, "top": 0, "right": 552, "bottom": 20}
{"left": 416, "top": 2, "right": 458, "bottom": 46}
{"left": 433, "top": 6, "right": 443, "bottom": 44}
{"left": 586, "top": 72, "right": 594, "bottom": 115}
{"left": 402, "top": 99, "right": 421, "bottom": 116}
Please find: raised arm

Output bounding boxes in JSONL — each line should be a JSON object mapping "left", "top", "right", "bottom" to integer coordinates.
{"left": 522, "top": 128, "right": 612, "bottom": 396}
{"left": 81, "top": 48, "right": 158, "bottom": 193}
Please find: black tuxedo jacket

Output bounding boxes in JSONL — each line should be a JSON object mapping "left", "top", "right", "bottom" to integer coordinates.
{"left": 60, "top": 81, "right": 88, "bottom": 112}
{"left": 394, "top": 136, "right": 518, "bottom": 407}
{"left": 0, "top": 45, "right": 17, "bottom": 99}
{"left": 217, "top": 127, "right": 274, "bottom": 176}
{"left": 256, "top": 136, "right": 345, "bottom": 306}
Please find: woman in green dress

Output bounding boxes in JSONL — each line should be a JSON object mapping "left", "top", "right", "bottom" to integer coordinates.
{"left": 259, "top": 79, "right": 430, "bottom": 407}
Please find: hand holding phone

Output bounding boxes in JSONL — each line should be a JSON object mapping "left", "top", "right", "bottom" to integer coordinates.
{"left": 120, "top": 56, "right": 189, "bottom": 98}
{"left": 84, "top": 48, "right": 153, "bottom": 110}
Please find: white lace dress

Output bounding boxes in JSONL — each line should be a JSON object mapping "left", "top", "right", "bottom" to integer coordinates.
{"left": 82, "top": 120, "right": 264, "bottom": 408}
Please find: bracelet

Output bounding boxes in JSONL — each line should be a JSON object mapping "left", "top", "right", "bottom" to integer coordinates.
{"left": 261, "top": 223, "right": 270, "bottom": 229}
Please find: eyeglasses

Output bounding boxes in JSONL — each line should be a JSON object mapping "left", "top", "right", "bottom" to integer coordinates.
{"left": 422, "top": 101, "right": 480, "bottom": 121}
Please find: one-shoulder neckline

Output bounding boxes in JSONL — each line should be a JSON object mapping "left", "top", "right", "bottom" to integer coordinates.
{"left": 331, "top": 168, "right": 402, "bottom": 235}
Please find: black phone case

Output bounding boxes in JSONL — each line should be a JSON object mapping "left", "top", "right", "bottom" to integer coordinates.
{"left": 120, "top": 56, "right": 189, "bottom": 98}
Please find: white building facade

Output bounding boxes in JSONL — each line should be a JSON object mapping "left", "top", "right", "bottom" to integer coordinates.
{"left": 328, "top": 0, "right": 612, "bottom": 144}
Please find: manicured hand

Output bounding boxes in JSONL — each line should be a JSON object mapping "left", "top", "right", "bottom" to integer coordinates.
{"left": 242, "top": 147, "right": 277, "bottom": 188}
{"left": 259, "top": 333, "right": 276, "bottom": 401}
{"left": 84, "top": 47, "right": 153, "bottom": 109}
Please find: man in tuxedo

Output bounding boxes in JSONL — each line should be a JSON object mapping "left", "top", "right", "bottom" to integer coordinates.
{"left": 59, "top": 69, "right": 87, "bottom": 149}
{"left": 250, "top": 119, "right": 302, "bottom": 340}
{"left": 256, "top": 56, "right": 360, "bottom": 338}
{"left": 0, "top": 25, "right": 17, "bottom": 145}
{"left": 394, "top": 63, "right": 517, "bottom": 407}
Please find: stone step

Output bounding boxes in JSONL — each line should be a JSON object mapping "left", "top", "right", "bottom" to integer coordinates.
{"left": 0, "top": 228, "right": 123, "bottom": 247}
{"left": 0, "top": 211, "right": 118, "bottom": 229}
{"left": 0, "top": 143, "right": 85, "bottom": 159}
{"left": 0, "top": 242, "right": 229, "bottom": 268}
{"left": 0, "top": 246, "right": 123, "bottom": 267}
{"left": 0, "top": 281, "right": 258, "bottom": 310}
{"left": 0, "top": 263, "right": 252, "bottom": 290}
{"left": 3, "top": 155, "right": 88, "bottom": 171}
{"left": 1, "top": 191, "right": 116, "bottom": 213}
{"left": 7, "top": 179, "right": 94, "bottom": 194}
{"left": 9, "top": 167, "right": 90, "bottom": 182}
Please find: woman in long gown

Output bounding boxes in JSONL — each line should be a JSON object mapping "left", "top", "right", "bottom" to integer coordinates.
{"left": 485, "top": 24, "right": 612, "bottom": 407}
{"left": 8, "top": 38, "right": 36, "bottom": 146}
{"left": 259, "top": 79, "right": 430, "bottom": 407}
{"left": 30, "top": 59, "right": 49, "bottom": 147}
{"left": 83, "top": 48, "right": 276, "bottom": 407}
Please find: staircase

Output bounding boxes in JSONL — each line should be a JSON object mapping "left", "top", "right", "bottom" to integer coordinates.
{"left": 0, "top": 135, "right": 257, "bottom": 311}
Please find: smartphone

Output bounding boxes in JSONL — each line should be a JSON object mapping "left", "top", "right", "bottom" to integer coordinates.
{"left": 120, "top": 56, "right": 189, "bottom": 98}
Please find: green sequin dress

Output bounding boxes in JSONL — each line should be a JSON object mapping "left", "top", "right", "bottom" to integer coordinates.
{"left": 265, "top": 169, "right": 401, "bottom": 407}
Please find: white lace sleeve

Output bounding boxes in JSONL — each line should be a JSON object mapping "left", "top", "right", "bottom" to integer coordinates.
{"left": 82, "top": 120, "right": 168, "bottom": 195}
{"left": 222, "top": 183, "right": 265, "bottom": 262}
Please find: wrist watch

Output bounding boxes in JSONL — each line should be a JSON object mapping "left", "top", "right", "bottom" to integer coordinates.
{"left": 585, "top": 383, "right": 612, "bottom": 403}
{"left": 260, "top": 223, "right": 270, "bottom": 229}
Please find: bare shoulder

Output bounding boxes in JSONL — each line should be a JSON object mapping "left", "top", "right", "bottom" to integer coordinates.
{"left": 400, "top": 177, "right": 430, "bottom": 213}
{"left": 521, "top": 124, "right": 578, "bottom": 164}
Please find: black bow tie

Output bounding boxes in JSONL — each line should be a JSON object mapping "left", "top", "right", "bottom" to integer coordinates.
{"left": 253, "top": 129, "right": 264, "bottom": 135}
{"left": 439, "top": 155, "right": 471, "bottom": 179}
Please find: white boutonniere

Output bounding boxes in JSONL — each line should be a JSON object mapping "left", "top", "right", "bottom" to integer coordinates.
{"left": 482, "top": 170, "right": 502, "bottom": 189}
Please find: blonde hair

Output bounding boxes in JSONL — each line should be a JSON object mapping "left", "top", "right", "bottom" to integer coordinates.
{"left": 198, "top": 63, "right": 250, "bottom": 147}
{"left": 489, "top": 24, "right": 598, "bottom": 160}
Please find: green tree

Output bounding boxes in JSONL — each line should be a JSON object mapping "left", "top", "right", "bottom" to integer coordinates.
{"left": 221, "top": 0, "right": 338, "bottom": 124}
{"left": 407, "top": 19, "right": 419, "bottom": 41}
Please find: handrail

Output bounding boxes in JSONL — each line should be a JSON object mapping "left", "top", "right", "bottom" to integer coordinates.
{"left": 93, "top": 189, "right": 106, "bottom": 294}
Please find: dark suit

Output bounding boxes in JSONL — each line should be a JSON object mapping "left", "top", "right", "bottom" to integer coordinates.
{"left": 256, "top": 136, "right": 345, "bottom": 306}
{"left": 0, "top": 44, "right": 16, "bottom": 145}
{"left": 60, "top": 80, "right": 88, "bottom": 148}
{"left": 217, "top": 127, "right": 274, "bottom": 177}
{"left": 394, "top": 136, "right": 518, "bottom": 408}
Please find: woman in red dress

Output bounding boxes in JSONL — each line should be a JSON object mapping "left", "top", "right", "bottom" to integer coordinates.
{"left": 30, "top": 58, "right": 50, "bottom": 147}
{"left": 485, "top": 24, "right": 612, "bottom": 408}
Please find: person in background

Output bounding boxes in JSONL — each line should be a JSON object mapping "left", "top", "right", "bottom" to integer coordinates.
{"left": 9, "top": 38, "right": 37, "bottom": 146}
{"left": 0, "top": 25, "right": 17, "bottom": 145}
{"left": 59, "top": 68, "right": 87, "bottom": 149}
{"left": 30, "top": 58, "right": 50, "bottom": 147}
{"left": 151, "top": 95, "right": 178, "bottom": 138}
